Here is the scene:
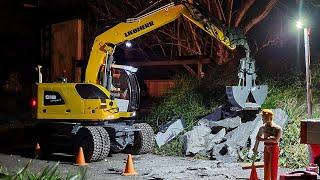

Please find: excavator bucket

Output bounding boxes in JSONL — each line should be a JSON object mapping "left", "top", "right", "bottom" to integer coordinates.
{"left": 226, "top": 85, "right": 268, "bottom": 110}
{"left": 226, "top": 57, "right": 268, "bottom": 110}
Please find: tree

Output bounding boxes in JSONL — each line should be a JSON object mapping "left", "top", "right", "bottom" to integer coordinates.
{"left": 85, "top": 0, "right": 280, "bottom": 65}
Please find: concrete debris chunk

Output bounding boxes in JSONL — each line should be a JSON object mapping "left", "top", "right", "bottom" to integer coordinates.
{"left": 205, "top": 128, "right": 226, "bottom": 152}
{"left": 182, "top": 108, "right": 289, "bottom": 163}
{"left": 155, "top": 118, "right": 185, "bottom": 148}
{"left": 183, "top": 125, "right": 211, "bottom": 155}
{"left": 247, "top": 115, "right": 264, "bottom": 157}
{"left": 225, "top": 120, "right": 256, "bottom": 149}
{"left": 184, "top": 126, "right": 226, "bottom": 156}
{"left": 198, "top": 116, "right": 241, "bottom": 133}
{"left": 211, "top": 143, "right": 238, "bottom": 162}
{"left": 196, "top": 104, "right": 238, "bottom": 124}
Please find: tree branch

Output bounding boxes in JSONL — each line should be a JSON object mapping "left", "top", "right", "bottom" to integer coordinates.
{"left": 234, "top": 0, "right": 256, "bottom": 27}
{"left": 212, "top": 0, "right": 223, "bottom": 21}
{"left": 226, "top": 0, "right": 233, "bottom": 26}
{"left": 243, "top": 0, "right": 278, "bottom": 33}
{"left": 217, "top": 0, "right": 226, "bottom": 23}
{"left": 188, "top": 22, "right": 202, "bottom": 55}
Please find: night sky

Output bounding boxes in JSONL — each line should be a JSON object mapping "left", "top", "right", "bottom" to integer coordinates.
{"left": 0, "top": 0, "right": 319, "bottom": 86}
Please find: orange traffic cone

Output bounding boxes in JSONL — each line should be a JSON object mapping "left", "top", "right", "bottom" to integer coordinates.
{"left": 34, "top": 142, "right": 41, "bottom": 158}
{"left": 250, "top": 166, "right": 259, "bottom": 180}
{"left": 122, "top": 154, "right": 138, "bottom": 176}
{"left": 75, "top": 147, "right": 87, "bottom": 166}
{"left": 249, "top": 152, "right": 259, "bottom": 180}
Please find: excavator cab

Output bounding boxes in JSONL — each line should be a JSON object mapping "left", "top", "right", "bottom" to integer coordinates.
{"left": 98, "top": 64, "right": 140, "bottom": 113}
{"left": 110, "top": 64, "right": 140, "bottom": 112}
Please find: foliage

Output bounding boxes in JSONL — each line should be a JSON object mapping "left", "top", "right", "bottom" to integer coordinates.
{"left": 144, "top": 73, "right": 214, "bottom": 156}
{"left": 272, "top": 88, "right": 308, "bottom": 168}
{"left": 0, "top": 161, "right": 86, "bottom": 180}
{"left": 145, "top": 74, "right": 211, "bottom": 132}
{"left": 274, "top": 65, "right": 320, "bottom": 168}
{"left": 154, "top": 138, "right": 185, "bottom": 157}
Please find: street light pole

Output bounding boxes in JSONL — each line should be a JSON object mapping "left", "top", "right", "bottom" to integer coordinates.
{"left": 303, "top": 27, "right": 312, "bottom": 119}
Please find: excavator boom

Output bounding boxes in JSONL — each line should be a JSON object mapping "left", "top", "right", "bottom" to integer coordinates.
{"left": 85, "top": 1, "right": 235, "bottom": 85}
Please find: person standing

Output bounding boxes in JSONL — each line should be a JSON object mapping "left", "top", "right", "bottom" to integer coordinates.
{"left": 253, "top": 109, "right": 282, "bottom": 180}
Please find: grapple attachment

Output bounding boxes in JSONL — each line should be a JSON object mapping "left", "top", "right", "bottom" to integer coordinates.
{"left": 226, "top": 57, "right": 268, "bottom": 110}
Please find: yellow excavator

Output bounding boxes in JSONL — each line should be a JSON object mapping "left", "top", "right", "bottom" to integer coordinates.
{"left": 34, "top": 0, "right": 266, "bottom": 162}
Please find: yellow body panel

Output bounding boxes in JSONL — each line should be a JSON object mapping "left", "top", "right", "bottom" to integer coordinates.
{"left": 37, "top": 83, "right": 125, "bottom": 121}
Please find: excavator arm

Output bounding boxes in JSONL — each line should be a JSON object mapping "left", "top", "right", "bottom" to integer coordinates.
{"left": 85, "top": 0, "right": 267, "bottom": 110}
{"left": 85, "top": 1, "right": 236, "bottom": 85}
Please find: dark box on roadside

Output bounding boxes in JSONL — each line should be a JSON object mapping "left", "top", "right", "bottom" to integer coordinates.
{"left": 301, "top": 119, "right": 320, "bottom": 144}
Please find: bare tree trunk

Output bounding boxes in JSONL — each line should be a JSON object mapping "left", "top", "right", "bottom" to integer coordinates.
{"left": 243, "top": 0, "right": 278, "bottom": 33}
{"left": 188, "top": 22, "right": 202, "bottom": 55}
{"left": 217, "top": 0, "right": 226, "bottom": 23}
{"left": 234, "top": 0, "right": 256, "bottom": 27}
{"left": 226, "top": 0, "right": 233, "bottom": 26}
{"left": 212, "top": 0, "right": 223, "bottom": 21}
{"left": 154, "top": 33, "right": 167, "bottom": 56}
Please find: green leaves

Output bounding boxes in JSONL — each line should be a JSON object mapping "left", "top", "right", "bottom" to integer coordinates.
{"left": 0, "top": 161, "right": 86, "bottom": 180}
{"left": 265, "top": 81, "right": 308, "bottom": 168}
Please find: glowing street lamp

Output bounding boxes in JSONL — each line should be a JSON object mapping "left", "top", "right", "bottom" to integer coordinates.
{"left": 296, "top": 20, "right": 304, "bottom": 29}
{"left": 296, "top": 19, "right": 312, "bottom": 118}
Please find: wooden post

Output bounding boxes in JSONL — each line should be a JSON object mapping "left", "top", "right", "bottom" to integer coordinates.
{"left": 304, "top": 27, "right": 312, "bottom": 118}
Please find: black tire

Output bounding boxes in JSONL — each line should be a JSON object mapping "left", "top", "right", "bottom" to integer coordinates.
{"left": 126, "top": 123, "right": 155, "bottom": 154}
{"left": 75, "top": 126, "right": 102, "bottom": 162}
{"left": 96, "top": 127, "right": 110, "bottom": 160}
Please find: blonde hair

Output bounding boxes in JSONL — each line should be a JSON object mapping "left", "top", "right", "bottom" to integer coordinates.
{"left": 261, "top": 109, "right": 274, "bottom": 119}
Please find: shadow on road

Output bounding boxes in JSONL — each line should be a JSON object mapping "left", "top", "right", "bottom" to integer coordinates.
{"left": 0, "top": 124, "right": 77, "bottom": 164}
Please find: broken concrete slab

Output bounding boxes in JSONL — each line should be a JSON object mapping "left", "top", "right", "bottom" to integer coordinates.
{"left": 208, "top": 128, "right": 226, "bottom": 145}
{"left": 183, "top": 125, "right": 212, "bottom": 156}
{"left": 196, "top": 104, "right": 238, "bottom": 124}
{"left": 199, "top": 128, "right": 226, "bottom": 156}
{"left": 197, "top": 116, "right": 241, "bottom": 133}
{"left": 225, "top": 120, "right": 256, "bottom": 149}
{"left": 184, "top": 108, "right": 290, "bottom": 162}
{"left": 247, "top": 115, "right": 264, "bottom": 157}
{"left": 155, "top": 118, "right": 185, "bottom": 148}
{"left": 211, "top": 143, "right": 238, "bottom": 163}
{"left": 184, "top": 126, "right": 226, "bottom": 156}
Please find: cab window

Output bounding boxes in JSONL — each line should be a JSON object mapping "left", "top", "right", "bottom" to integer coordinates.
{"left": 75, "top": 84, "right": 108, "bottom": 99}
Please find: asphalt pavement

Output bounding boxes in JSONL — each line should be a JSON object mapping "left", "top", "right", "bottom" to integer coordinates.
{"left": 0, "top": 152, "right": 297, "bottom": 180}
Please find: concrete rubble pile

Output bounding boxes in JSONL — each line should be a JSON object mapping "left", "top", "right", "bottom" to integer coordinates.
{"left": 183, "top": 108, "right": 290, "bottom": 162}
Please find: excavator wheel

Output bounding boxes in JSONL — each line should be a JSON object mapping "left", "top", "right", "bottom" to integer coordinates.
{"left": 75, "top": 126, "right": 110, "bottom": 162}
{"left": 126, "top": 123, "right": 155, "bottom": 154}
{"left": 96, "top": 127, "right": 110, "bottom": 160}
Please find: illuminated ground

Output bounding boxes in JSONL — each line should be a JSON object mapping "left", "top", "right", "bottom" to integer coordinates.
{"left": 0, "top": 152, "right": 295, "bottom": 180}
